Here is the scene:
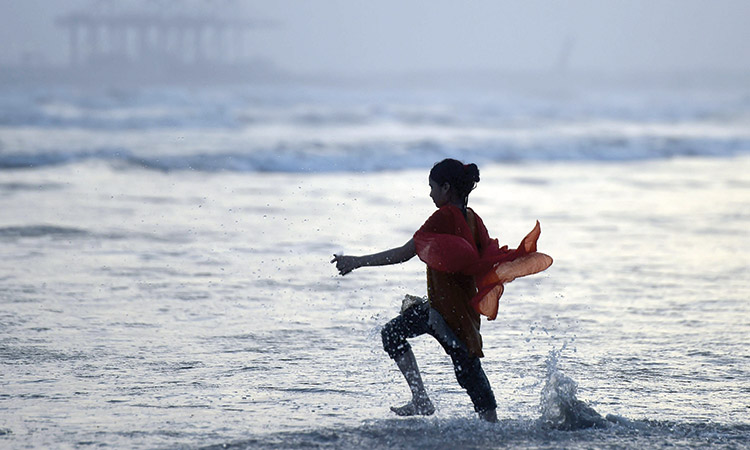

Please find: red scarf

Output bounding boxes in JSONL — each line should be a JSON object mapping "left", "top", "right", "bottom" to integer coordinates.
{"left": 414, "top": 205, "right": 553, "bottom": 320}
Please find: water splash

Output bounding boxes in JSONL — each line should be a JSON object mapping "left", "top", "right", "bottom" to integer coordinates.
{"left": 539, "top": 348, "right": 608, "bottom": 431}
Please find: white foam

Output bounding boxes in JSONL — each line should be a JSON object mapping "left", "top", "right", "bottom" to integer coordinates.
{"left": 0, "top": 84, "right": 748, "bottom": 172}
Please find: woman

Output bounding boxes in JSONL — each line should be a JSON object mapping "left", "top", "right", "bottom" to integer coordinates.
{"left": 332, "top": 158, "right": 552, "bottom": 422}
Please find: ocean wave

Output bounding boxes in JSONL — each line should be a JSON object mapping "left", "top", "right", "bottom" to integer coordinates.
{"left": 1, "top": 83, "right": 748, "bottom": 130}
{"left": 0, "top": 135, "right": 747, "bottom": 173}
{"left": 1, "top": 85, "right": 748, "bottom": 172}
{"left": 0, "top": 148, "right": 130, "bottom": 169}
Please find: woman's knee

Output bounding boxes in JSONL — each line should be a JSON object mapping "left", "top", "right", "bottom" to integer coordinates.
{"left": 381, "top": 323, "right": 409, "bottom": 359}
{"left": 380, "top": 324, "right": 392, "bottom": 349}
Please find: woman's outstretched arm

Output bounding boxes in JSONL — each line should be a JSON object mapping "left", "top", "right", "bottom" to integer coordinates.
{"left": 331, "top": 239, "right": 416, "bottom": 275}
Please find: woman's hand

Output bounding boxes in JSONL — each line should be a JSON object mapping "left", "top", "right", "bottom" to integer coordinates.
{"left": 331, "top": 241, "right": 415, "bottom": 276}
{"left": 331, "top": 254, "right": 361, "bottom": 276}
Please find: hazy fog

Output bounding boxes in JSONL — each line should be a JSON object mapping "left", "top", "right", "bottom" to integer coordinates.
{"left": 1, "top": 0, "right": 749, "bottom": 77}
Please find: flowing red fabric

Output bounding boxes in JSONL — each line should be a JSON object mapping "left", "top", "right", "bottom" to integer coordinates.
{"left": 414, "top": 206, "right": 553, "bottom": 320}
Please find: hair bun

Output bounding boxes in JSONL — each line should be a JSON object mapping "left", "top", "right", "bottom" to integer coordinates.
{"left": 464, "top": 163, "right": 480, "bottom": 184}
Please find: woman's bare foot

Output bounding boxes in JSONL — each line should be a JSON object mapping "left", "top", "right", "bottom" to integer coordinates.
{"left": 390, "top": 397, "right": 435, "bottom": 416}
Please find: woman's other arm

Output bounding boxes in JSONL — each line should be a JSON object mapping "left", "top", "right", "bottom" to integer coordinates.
{"left": 332, "top": 239, "right": 416, "bottom": 275}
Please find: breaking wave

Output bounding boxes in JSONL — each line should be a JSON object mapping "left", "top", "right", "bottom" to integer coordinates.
{"left": 1, "top": 84, "right": 748, "bottom": 173}
{"left": 1, "top": 134, "right": 747, "bottom": 173}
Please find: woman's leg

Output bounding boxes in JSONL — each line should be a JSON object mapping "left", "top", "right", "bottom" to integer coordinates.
{"left": 425, "top": 309, "right": 497, "bottom": 421}
{"left": 381, "top": 304, "right": 435, "bottom": 416}
{"left": 389, "top": 348, "right": 434, "bottom": 416}
{"left": 449, "top": 353, "right": 498, "bottom": 421}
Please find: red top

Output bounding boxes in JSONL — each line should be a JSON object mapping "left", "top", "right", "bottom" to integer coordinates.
{"left": 414, "top": 205, "right": 553, "bottom": 321}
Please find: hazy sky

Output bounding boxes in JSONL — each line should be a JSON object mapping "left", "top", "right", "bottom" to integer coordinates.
{"left": 1, "top": 0, "right": 749, "bottom": 75}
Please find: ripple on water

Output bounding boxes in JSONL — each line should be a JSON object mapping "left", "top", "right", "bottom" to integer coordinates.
{"left": 0, "top": 344, "right": 88, "bottom": 364}
{"left": 0, "top": 225, "right": 89, "bottom": 239}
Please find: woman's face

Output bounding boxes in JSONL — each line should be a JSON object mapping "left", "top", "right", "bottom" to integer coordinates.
{"left": 429, "top": 177, "right": 450, "bottom": 208}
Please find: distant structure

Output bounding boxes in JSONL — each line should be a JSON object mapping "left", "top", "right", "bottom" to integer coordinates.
{"left": 55, "top": 11, "right": 268, "bottom": 67}
{"left": 555, "top": 35, "right": 575, "bottom": 74}
{"left": 0, "top": 1, "right": 286, "bottom": 86}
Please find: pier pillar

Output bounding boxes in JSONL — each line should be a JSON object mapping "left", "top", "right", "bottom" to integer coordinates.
{"left": 136, "top": 24, "right": 149, "bottom": 61}
{"left": 194, "top": 26, "right": 205, "bottom": 62}
{"left": 67, "top": 25, "right": 80, "bottom": 66}
{"left": 175, "top": 25, "right": 186, "bottom": 63}
{"left": 233, "top": 28, "right": 245, "bottom": 62}
{"left": 88, "top": 23, "right": 101, "bottom": 59}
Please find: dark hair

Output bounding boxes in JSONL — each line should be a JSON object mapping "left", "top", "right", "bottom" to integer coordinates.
{"left": 429, "top": 158, "right": 480, "bottom": 205}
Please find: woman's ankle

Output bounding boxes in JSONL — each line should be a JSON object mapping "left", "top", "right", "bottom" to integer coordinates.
{"left": 478, "top": 408, "right": 498, "bottom": 423}
{"left": 390, "top": 397, "right": 435, "bottom": 416}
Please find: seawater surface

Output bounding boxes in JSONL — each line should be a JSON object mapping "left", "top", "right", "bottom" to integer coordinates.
{"left": 1, "top": 82, "right": 749, "bottom": 449}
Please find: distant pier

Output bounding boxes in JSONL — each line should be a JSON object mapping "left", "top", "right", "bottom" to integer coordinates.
{"left": 55, "top": 11, "right": 271, "bottom": 67}
{"left": 0, "top": 4, "right": 288, "bottom": 87}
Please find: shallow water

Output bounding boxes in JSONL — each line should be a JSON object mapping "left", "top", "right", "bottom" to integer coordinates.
{"left": 1, "top": 152, "right": 748, "bottom": 448}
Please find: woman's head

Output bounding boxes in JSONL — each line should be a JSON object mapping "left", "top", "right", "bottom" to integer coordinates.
{"left": 428, "top": 158, "right": 480, "bottom": 207}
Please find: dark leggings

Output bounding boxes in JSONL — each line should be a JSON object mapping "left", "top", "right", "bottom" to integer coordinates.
{"left": 381, "top": 302, "right": 497, "bottom": 413}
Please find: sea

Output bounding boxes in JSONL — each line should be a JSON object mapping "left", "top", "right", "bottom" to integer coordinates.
{"left": 1, "top": 74, "right": 749, "bottom": 449}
